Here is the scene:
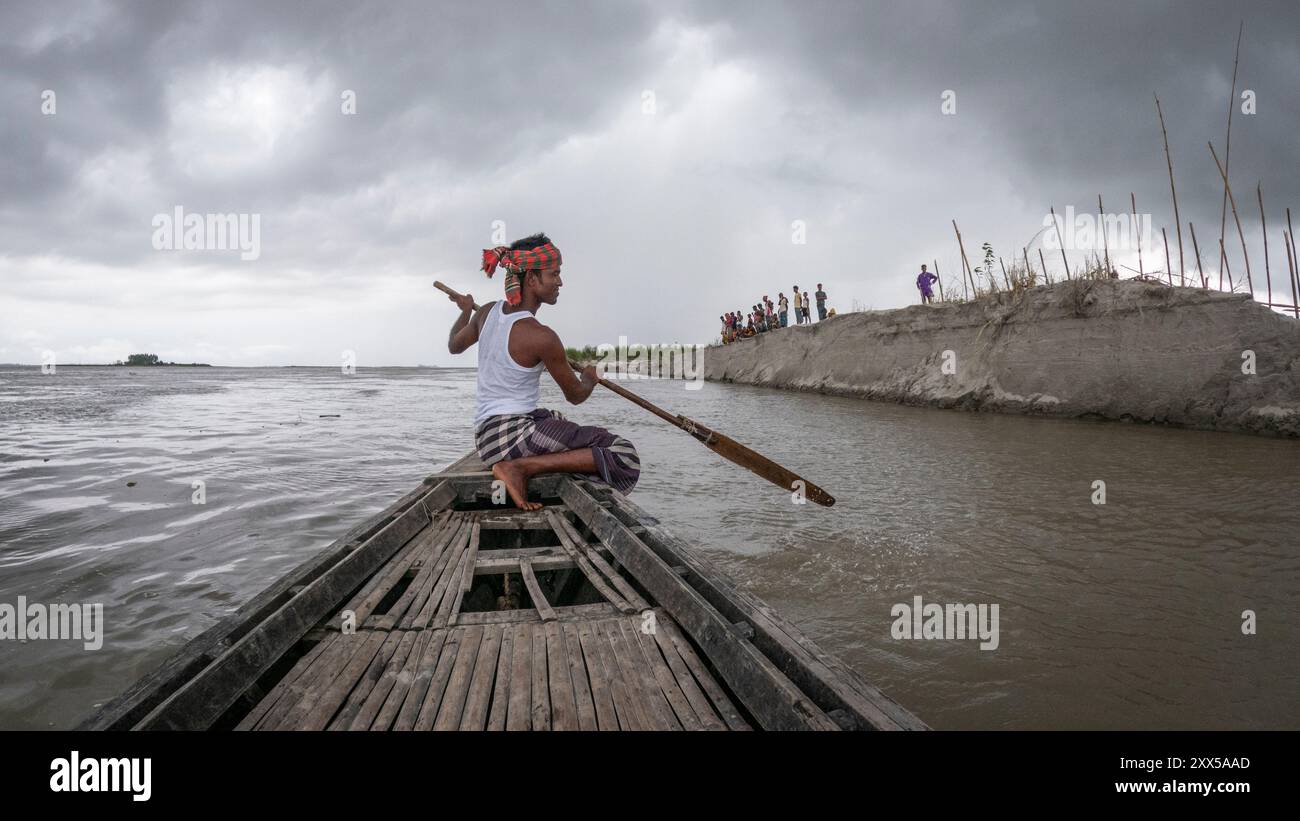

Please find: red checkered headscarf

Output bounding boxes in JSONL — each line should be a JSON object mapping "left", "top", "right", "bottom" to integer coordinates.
{"left": 481, "top": 241, "right": 563, "bottom": 305}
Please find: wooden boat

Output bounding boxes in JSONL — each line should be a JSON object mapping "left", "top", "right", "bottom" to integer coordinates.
{"left": 82, "top": 453, "right": 926, "bottom": 731}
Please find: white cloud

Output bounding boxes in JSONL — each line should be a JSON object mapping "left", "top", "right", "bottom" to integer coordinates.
{"left": 166, "top": 63, "right": 332, "bottom": 180}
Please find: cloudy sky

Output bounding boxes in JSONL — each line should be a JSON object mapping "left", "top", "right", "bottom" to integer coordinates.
{"left": 2, "top": 0, "right": 1297, "bottom": 366}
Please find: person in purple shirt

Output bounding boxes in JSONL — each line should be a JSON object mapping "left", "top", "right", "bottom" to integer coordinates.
{"left": 916, "top": 264, "right": 939, "bottom": 305}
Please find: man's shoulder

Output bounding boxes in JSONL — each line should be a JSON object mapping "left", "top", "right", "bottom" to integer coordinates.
{"left": 472, "top": 300, "right": 499, "bottom": 329}
{"left": 512, "top": 315, "right": 557, "bottom": 342}
{"left": 512, "top": 312, "right": 549, "bottom": 329}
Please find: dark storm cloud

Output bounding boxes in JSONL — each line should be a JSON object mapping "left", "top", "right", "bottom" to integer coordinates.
{"left": 0, "top": 0, "right": 663, "bottom": 264}
{"left": 0, "top": 0, "right": 1296, "bottom": 364}
{"left": 3, "top": 0, "right": 1296, "bottom": 258}
{"left": 683, "top": 0, "right": 1300, "bottom": 235}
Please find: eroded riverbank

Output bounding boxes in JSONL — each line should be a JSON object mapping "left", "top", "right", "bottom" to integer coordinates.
{"left": 704, "top": 280, "right": 1300, "bottom": 437}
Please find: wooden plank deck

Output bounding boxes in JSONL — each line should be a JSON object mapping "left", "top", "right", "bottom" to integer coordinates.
{"left": 84, "top": 450, "right": 925, "bottom": 731}
{"left": 232, "top": 454, "right": 750, "bottom": 729}
{"left": 243, "top": 612, "right": 744, "bottom": 731}
{"left": 236, "top": 504, "right": 748, "bottom": 729}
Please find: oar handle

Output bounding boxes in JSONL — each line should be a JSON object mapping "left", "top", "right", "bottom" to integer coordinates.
{"left": 434, "top": 280, "right": 475, "bottom": 307}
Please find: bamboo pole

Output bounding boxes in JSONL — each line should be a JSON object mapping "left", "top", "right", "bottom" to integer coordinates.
{"left": 1038, "top": 248, "right": 1050, "bottom": 285}
{"left": 1189, "top": 222, "right": 1206, "bottom": 288}
{"left": 933, "top": 259, "right": 944, "bottom": 301}
{"left": 1131, "top": 193, "right": 1144, "bottom": 278}
{"left": 1023, "top": 247, "right": 1034, "bottom": 286}
{"left": 1098, "top": 195, "right": 1111, "bottom": 276}
{"left": 1217, "top": 21, "right": 1244, "bottom": 280}
{"left": 1289, "top": 208, "right": 1300, "bottom": 317}
{"left": 1284, "top": 233, "right": 1294, "bottom": 320}
{"left": 1154, "top": 95, "right": 1185, "bottom": 284}
{"left": 952, "top": 220, "right": 976, "bottom": 297}
{"left": 1050, "top": 206, "right": 1071, "bottom": 280}
{"left": 1170, "top": 226, "right": 1180, "bottom": 287}
{"left": 1258, "top": 184, "right": 1271, "bottom": 306}
{"left": 1286, "top": 233, "right": 1295, "bottom": 313}
{"left": 1286, "top": 233, "right": 1298, "bottom": 318}
{"left": 1209, "top": 141, "right": 1253, "bottom": 295}
{"left": 998, "top": 256, "right": 1011, "bottom": 290}
{"left": 1219, "top": 238, "right": 1235, "bottom": 291}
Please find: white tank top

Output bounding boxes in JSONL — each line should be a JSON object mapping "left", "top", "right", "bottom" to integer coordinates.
{"left": 474, "top": 301, "right": 544, "bottom": 425}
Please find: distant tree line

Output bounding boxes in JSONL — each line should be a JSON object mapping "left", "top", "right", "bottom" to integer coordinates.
{"left": 113, "top": 353, "right": 209, "bottom": 366}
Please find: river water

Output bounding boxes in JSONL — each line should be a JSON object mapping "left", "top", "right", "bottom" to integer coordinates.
{"left": 1, "top": 365, "right": 1296, "bottom": 729}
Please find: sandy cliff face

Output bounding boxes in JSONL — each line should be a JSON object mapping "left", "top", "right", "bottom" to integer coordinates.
{"left": 704, "top": 280, "right": 1300, "bottom": 437}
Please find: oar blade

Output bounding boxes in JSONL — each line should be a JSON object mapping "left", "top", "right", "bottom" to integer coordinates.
{"left": 702, "top": 430, "right": 836, "bottom": 507}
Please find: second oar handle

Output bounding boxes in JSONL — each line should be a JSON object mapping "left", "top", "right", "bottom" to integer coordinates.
{"left": 434, "top": 280, "right": 476, "bottom": 308}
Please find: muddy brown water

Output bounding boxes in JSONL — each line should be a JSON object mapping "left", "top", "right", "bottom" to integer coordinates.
{"left": 1, "top": 366, "right": 1295, "bottom": 729}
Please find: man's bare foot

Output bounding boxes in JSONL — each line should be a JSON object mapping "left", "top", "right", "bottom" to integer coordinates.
{"left": 492, "top": 461, "right": 541, "bottom": 511}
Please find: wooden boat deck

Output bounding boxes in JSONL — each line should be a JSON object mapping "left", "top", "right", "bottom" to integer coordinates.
{"left": 84, "top": 452, "right": 925, "bottom": 731}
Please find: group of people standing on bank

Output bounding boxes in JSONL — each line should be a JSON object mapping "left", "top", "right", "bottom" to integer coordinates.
{"left": 720, "top": 284, "right": 831, "bottom": 344}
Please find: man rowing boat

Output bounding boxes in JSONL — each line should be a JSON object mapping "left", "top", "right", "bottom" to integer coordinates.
{"left": 446, "top": 233, "right": 641, "bottom": 510}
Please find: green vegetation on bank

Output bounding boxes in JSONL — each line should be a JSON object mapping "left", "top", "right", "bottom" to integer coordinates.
{"left": 563, "top": 345, "right": 599, "bottom": 363}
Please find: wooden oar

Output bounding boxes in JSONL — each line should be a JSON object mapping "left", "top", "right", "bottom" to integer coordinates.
{"left": 434, "top": 280, "right": 836, "bottom": 506}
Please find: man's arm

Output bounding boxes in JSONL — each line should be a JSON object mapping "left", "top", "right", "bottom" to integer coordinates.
{"left": 448, "top": 294, "right": 491, "bottom": 354}
{"left": 531, "top": 324, "right": 597, "bottom": 404}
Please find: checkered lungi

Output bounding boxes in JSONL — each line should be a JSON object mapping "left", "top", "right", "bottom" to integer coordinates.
{"left": 474, "top": 408, "right": 641, "bottom": 494}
